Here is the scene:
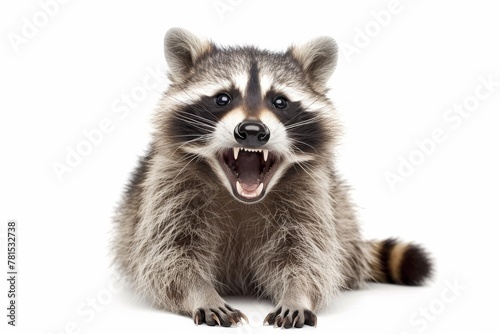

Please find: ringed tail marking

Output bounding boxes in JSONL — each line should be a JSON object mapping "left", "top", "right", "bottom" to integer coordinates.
{"left": 369, "top": 238, "right": 433, "bottom": 286}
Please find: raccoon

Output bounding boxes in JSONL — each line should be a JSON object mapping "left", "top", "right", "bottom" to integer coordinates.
{"left": 113, "top": 28, "right": 432, "bottom": 328}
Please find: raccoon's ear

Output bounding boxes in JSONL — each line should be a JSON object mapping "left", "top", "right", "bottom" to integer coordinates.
{"left": 288, "top": 36, "right": 338, "bottom": 91}
{"left": 164, "top": 28, "right": 213, "bottom": 83}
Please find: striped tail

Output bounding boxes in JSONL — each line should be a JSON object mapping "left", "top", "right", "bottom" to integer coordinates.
{"left": 368, "top": 238, "right": 433, "bottom": 286}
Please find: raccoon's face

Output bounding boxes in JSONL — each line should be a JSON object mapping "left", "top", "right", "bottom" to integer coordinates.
{"left": 157, "top": 28, "right": 339, "bottom": 203}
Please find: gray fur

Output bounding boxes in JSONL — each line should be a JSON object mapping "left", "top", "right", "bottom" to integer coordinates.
{"left": 113, "top": 28, "right": 430, "bottom": 328}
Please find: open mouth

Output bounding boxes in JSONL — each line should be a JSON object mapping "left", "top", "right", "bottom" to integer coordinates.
{"left": 218, "top": 147, "right": 279, "bottom": 202}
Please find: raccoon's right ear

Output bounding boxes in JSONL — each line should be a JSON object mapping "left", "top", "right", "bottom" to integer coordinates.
{"left": 164, "top": 28, "right": 213, "bottom": 83}
{"left": 288, "top": 36, "right": 338, "bottom": 92}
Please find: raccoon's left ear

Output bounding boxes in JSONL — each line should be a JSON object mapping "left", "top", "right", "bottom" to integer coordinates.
{"left": 164, "top": 28, "right": 213, "bottom": 83}
{"left": 288, "top": 37, "right": 338, "bottom": 92}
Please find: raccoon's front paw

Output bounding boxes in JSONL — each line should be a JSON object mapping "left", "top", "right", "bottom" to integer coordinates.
{"left": 193, "top": 303, "right": 248, "bottom": 327}
{"left": 263, "top": 306, "right": 317, "bottom": 329}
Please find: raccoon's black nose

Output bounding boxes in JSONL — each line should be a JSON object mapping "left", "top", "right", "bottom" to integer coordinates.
{"left": 234, "top": 121, "right": 270, "bottom": 147}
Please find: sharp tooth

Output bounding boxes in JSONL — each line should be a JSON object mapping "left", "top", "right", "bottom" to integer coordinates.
{"left": 233, "top": 147, "right": 239, "bottom": 160}
{"left": 236, "top": 181, "right": 243, "bottom": 195}
{"left": 263, "top": 149, "right": 269, "bottom": 162}
{"left": 256, "top": 182, "right": 264, "bottom": 195}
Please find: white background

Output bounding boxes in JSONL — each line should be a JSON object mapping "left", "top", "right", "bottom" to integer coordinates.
{"left": 1, "top": 0, "right": 500, "bottom": 333}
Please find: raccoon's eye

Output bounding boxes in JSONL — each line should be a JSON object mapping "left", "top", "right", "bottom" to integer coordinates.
{"left": 272, "top": 96, "right": 288, "bottom": 109}
{"left": 215, "top": 93, "right": 231, "bottom": 106}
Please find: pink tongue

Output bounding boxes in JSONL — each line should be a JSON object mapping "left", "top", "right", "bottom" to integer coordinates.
{"left": 240, "top": 180, "right": 259, "bottom": 192}
{"left": 238, "top": 152, "right": 261, "bottom": 191}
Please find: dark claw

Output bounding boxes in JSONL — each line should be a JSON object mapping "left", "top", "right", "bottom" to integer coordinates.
{"left": 220, "top": 318, "right": 232, "bottom": 327}
{"left": 304, "top": 310, "right": 317, "bottom": 327}
{"left": 193, "top": 304, "right": 247, "bottom": 327}
{"left": 283, "top": 316, "right": 293, "bottom": 329}
{"left": 264, "top": 307, "right": 317, "bottom": 329}
{"left": 239, "top": 311, "right": 249, "bottom": 324}
{"left": 263, "top": 307, "right": 280, "bottom": 325}
{"left": 206, "top": 314, "right": 216, "bottom": 326}
{"left": 211, "top": 313, "right": 221, "bottom": 326}
{"left": 193, "top": 309, "right": 206, "bottom": 325}
{"left": 292, "top": 310, "right": 304, "bottom": 328}
{"left": 274, "top": 315, "right": 283, "bottom": 327}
